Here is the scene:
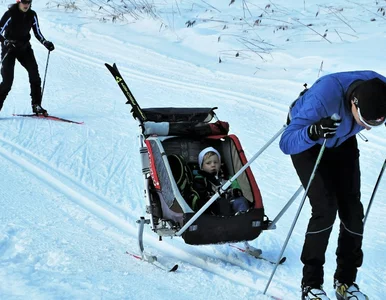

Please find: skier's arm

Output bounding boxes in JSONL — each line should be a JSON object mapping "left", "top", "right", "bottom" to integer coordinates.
{"left": 32, "top": 12, "right": 55, "bottom": 51}
{"left": 31, "top": 12, "right": 46, "bottom": 44}
{"left": 0, "top": 11, "right": 11, "bottom": 43}
{"left": 279, "top": 94, "right": 326, "bottom": 155}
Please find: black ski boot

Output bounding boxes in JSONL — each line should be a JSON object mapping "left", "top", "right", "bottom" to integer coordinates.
{"left": 334, "top": 280, "right": 368, "bottom": 300}
{"left": 302, "top": 285, "right": 330, "bottom": 300}
{"left": 32, "top": 104, "right": 48, "bottom": 116}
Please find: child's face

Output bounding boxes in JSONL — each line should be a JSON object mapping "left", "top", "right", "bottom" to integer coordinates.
{"left": 202, "top": 154, "right": 220, "bottom": 175}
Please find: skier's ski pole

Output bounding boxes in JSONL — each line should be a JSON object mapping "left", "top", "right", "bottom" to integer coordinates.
{"left": 363, "top": 158, "right": 386, "bottom": 226}
{"left": 264, "top": 113, "right": 341, "bottom": 295}
{"left": 264, "top": 138, "right": 328, "bottom": 295}
{"left": 1, "top": 49, "right": 10, "bottom": 65}
{"left": 268, "top": 184, "right": 303, "bottom": 230}
{"left": 41, "top": 51, "right": 51, "bottom": 103}
{"left": 176, "top": 125, "right": 286, "bottom": 236}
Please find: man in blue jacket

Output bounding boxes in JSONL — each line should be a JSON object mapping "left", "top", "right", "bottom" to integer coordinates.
{"left": 280, "top": 71, "right": 386, "bottom": 300}
{"left": 0, "top": 0, "right": 54, "bottom": 116}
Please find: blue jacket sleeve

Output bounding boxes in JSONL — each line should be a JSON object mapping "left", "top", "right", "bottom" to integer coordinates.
{"left": 279, "top": 92, "right": 327, "bottom": 155}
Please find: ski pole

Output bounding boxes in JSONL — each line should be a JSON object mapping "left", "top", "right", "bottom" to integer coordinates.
{"left": 268, "top": 184, "right": 303, "bottom": 230}
{"left": 176, "top": 125, "right": 287, "bottom": 236}
{"left": 363, "top": 158, "right": 386, "bottom": 226}
{"left": 41, "top": 51, "right": 51, "bottom": 103}
{"left": 1, "top": 49, "right": 10, "bottom": 65}
{"left": 264, "top": 138, "right": 328, "bottom": 295}
{"left": 264, "top": 113, "right": 341, "bottom": 295}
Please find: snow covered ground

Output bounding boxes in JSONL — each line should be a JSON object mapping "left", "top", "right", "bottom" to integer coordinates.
{"left": 1, "top": 0, "right": 386, "bottom": 299}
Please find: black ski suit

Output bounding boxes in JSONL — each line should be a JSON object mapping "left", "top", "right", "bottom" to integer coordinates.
{"left": 291, "top": 136, "right": 363, "bottom": 288}
{"left": 0, "top": 4, "right": 48, "bottom": 109}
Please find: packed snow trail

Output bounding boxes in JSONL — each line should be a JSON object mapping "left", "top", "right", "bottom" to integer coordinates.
{"left": 1, "top": 2, "right": 386, "bottom": 299}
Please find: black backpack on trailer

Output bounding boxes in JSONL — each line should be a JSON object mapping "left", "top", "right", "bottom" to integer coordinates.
{"left": 167, "top": 154, "right": 199, "bottom": 211}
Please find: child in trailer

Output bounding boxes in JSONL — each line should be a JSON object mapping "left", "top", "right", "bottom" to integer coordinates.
{"left": 192, "top": 146, "right": 250, "bottom": 216}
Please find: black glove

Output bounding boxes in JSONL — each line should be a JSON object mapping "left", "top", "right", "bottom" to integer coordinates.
{"left": 43, "top": 40, "right": 55, "bottom": 51}
{"left": 4, "top": 39, "right": 16, "bottom": 49}
{"left": 308, "top": 115, "right": 341, "bottom": 141}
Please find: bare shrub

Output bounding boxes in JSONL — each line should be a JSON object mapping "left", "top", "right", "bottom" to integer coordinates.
{"left": 46, "top": 0, "right": 159, "bottom": 22}
{"left": 46, "top": 0, "right": 81, "bottom": 11}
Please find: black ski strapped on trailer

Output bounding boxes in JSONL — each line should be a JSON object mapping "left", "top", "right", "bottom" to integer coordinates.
{"left": 105, "top": 63, "right": 147, "bottom": 123}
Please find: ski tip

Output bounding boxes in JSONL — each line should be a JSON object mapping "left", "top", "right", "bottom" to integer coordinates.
{"left": 169, "top": 264, "right": 178, "bottom": 272}
{"left": 105, "top": 62, "right": 119, "bottom": 72}
{"left": 125, "top": 251, "right": 142, "bottom": 260}
{"left": 279, "top": 257, "right": 287, "bottom": 264}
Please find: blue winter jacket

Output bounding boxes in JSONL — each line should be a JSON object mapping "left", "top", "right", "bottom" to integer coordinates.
{"left": 279, "top": 71, "right": 386, "bottom": 155}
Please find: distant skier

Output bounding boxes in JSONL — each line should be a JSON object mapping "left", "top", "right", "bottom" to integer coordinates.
{"left": 280, "top": 72, "right": 386, "bottom": 300}
{"left": 0, "top": 0, "right": 54, "bottom": 115}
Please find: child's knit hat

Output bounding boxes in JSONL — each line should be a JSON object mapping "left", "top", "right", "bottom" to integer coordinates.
{"left": 198, "top": 147, "right": 221, "bottom": 168}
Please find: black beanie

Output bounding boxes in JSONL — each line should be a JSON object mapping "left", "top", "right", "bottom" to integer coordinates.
{"left": 354, "top": 77, "right": 386, "bottom": 120}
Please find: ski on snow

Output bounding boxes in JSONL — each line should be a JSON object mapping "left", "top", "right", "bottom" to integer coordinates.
{"left": 13, "top": 114, "right": 84, "bottom": 125}
{"left": 126, "top": 250, "right": 282, "bottom": 299}
{"left": 125, "top": 251, "right": 178, "bottom": 272}
{"left": 229, "top": 244, "right": 287, "bottom": 265}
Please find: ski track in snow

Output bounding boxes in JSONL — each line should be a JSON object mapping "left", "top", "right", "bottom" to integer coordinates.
{"left": 53, "top": 33, "right": 386, "bottom": 150}
{"left": 0, "top": 132, "right": 295, "bottom": 299}
{"left": 56, "top": 46, "right": 286, "bottom": 116}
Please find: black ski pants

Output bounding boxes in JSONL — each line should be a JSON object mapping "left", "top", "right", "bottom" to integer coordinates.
{"left": 0, "top": 44, "right": 42, "bottom": 109}
{"left": 291, "top": 136, "right": 364, "bottom": 288}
